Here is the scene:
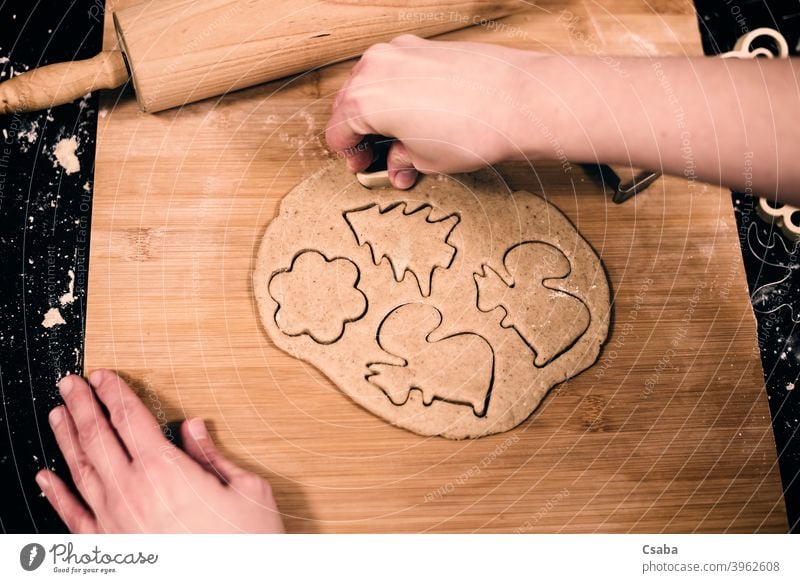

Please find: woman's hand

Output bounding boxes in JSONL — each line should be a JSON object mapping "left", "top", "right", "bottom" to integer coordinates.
{"left": 326, "top": 34, "right": 543, "bottom": 189}
{"left": 36, "top": 370, "right": 285, "bottom": 533}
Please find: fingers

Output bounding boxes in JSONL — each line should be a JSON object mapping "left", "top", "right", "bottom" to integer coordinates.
{"left": 390, "top": 34, "right": 423, "bottom": 47}
{"left": 325, "top": 107, "right": 372, "bottom": 172}
{"left": 36, "top": 469, "right": 98, "bottom": 534}
{"left": 386, "top": 140, "right": 418, "bottom": 189}
{"left": 180, "top": 418, "right": 245, "bottom": 484}
{"left": 49, "top": 405, "right": 105, "bottom": 509}
{"left": 326, "top": 54, "right": 377, "bottom": 172}
{"left": 88, "top": 369, "right": 167, "bottom": 459}
{"left": 58, "top": 375, "right": 129, "bottom": 480}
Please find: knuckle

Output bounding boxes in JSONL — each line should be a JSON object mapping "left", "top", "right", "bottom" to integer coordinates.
{"left": 76, "top": 418, "right": 102, "bottom": 449}
{"left": 158, "top": 443, "right": 182, "bottom": 463}
{"left": 71, "top": 462, "right": 100, "bottom": 502}
{"left": 338, "top": 95, "right": 362, "bottom": 122}
{"left": 393, "top": 33, "right": 421, "bottom": 44}
{"left": 200, "top": 445, "right": 221, "bottom": 465}
{"left": 238, "top": 473, "right": 266, "bottom": 494}
{"left": 74, "top": 513, "right": 95, "bottom": 534}
{"left": 362, "top": 42, "right": 390, "bottom": 60}
{"left": 336, "top": 88, "right": 355, "bottom": 108}
{"left": 105, "top": 402, "right": 126, "bottom": 428}
{"left": 137, "top": 448, "right": 166, "bottom": 470}
{"left": 73, "top": 455, "right": 93, "bottom": 477}
{"left": 107, "top": 398, "right": 144, "bottom": 433}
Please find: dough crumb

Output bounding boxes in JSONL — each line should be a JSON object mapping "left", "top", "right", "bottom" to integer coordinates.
{"left": 59, "top": 269, "right": 75, "bottom": 305}
{"left": 42, "top": 307, "right": 66, "bottom": 328}
{"left": 53, "top": 137, "right": 80, "bottom": 175}
{"left": 18, "top": 120, "right": 38, "bottom": 144}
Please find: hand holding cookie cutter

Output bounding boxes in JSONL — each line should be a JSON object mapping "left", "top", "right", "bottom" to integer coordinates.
{"left": 356, "top": 29, "right": 792, "bottom": 199}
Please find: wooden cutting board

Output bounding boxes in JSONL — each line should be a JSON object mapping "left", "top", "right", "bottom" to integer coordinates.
{"left": 85, "top": 0, "right": 787, "bottom": 532}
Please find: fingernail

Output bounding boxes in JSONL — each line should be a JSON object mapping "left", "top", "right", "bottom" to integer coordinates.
{"left": 35, "top": 472, "right": 49, "bottom": 490}
{"left": 187, "top": 417, "right": 208, "bottom": 440}
{"left": 88, "top": 369, "right": 104, "bottom": 386}
{"left": 394, "top": 169, "right": 417, "bottom": 189}
{"left": 346, "top": 158, "right": 360, "bottom": 173}
{"left": 49, "top": 407, "right": 63, "bottom": 427}
{"left": 58, "top": 376, "right": 74, "bottom": 396}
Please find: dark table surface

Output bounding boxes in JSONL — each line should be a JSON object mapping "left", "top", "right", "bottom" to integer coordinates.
{"left": 0, "top": 0, "right": 798, "bottom": 532}
{"left": 1, "top": 0, "right": 101, "bottom": 533}
{"left": 695, "top": 0, "right": 800, "bottom": 532}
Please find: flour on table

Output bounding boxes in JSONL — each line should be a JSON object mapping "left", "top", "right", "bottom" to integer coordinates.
{"left": 53, "top": 137, "right": 80, "bottom": 174}
{"left": 17, "top": 120, "right": 39, "bottom": 152}
{"left": 624, "top": 32, "right": 659, "bottom": 56}
{"left": 59, "top": 269, "right": 75, "bottom": 305}
{"left": 42, "top": 307, "right": 66, "bottom": 328}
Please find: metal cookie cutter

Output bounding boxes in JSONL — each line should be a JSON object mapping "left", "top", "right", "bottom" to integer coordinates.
{"left": 609, "top": 165, "right": 662, "bottom": 204}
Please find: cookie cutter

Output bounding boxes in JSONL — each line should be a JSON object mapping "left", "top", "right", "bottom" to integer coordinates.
{"left": 756, "top": 197, "right": 800, "bottom": 241}
{"left": 719, "top": 27, "right": 789, "bottom": 60}
{"left": 355, "top": 138, "right": 393, "bottom": 189}
{"left": 609, "top": 166, "right": 662, "bottom": 204}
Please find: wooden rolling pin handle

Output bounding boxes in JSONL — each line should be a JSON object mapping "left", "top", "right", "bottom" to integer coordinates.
{"left": 0, "top": 50, "right": 128, "bottom": 115}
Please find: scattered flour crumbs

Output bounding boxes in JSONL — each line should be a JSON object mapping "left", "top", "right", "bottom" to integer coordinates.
{"left": 53, "top": 136, "right": 80, "bottom": 174}
{"left": 41, "top": 269, "right": 76, "bottom": 328}
{"left": 60, "top": 269, "right": 75, "bottom": 305}
{"left": 42, "top": 307, "right": 66, "bottom": 328}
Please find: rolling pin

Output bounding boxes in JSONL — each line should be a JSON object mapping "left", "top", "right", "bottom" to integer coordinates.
{"left": 0, "top": 0, "right": 520, "bottom": 114}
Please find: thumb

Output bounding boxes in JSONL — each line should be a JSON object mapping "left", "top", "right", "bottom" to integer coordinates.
{"left": 181, "top": 418, "right": 244, "bottom": 484}
{"left": 387, "top": 141, "right": 418, "bottom": 190}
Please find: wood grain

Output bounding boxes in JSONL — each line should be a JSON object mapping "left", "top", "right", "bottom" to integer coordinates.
{"left": 0, "top": 50, "right": 127, "bottom": 115}
{"left": 114, "top": 0, "right": 520, "bottom": 111}
{"left": 85, "top": 0, "right": 787, "bottom": 532}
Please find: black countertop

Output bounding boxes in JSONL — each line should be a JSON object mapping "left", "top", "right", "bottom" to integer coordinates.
{"left": 0, "top": 0, "right": 100, "bottom": 533}
{"left": 695, "top": 0, "right": 800, "bottom": 533}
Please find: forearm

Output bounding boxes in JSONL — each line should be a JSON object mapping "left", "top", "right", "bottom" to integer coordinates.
{"left": 516, "top": 55, "right": 800, "bottom": 201}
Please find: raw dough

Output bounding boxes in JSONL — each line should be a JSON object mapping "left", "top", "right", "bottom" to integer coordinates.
{"left": 254, "top": 163, "right": 610, "bottom": 438}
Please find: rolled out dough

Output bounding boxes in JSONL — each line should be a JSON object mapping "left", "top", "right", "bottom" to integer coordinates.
{"left": 254, "top": 163, "right": 611, "bottom": 438}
